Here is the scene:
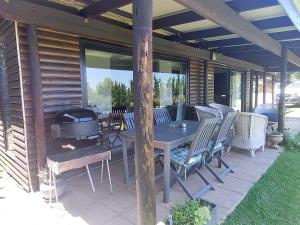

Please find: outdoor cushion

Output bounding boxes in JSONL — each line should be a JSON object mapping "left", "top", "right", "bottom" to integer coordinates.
{"left": 170, "top": 148, "right": 203, "bottom": 166}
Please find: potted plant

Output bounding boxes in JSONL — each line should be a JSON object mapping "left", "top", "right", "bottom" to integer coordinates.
{"left": 38, "top": 167, "right": 65, "bottom": 200}
{"left": 267, "top": 130, "right": 283, "bottom": 149}
{"left": 168, "top": 199, "right": 217, "bottom": 225}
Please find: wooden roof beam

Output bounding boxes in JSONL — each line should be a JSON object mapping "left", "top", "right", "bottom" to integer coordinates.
{"left": 153, "top": 0, "right": 279, "bottom": 29}
{"left": 0, "top": 0, "right": 264, "bottom": 72}
{"left": 173, "top": 0, "right": 300, "bottom": 67}
{"left": 169, "top": 16, "right": 293, "bottom": 42}
{"left": 79, "top": 0, "right": 132, "bottom": 17}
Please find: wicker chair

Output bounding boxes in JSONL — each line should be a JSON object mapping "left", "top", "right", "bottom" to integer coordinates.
{"left": 209, "top": 103, "right": 235, "bottom": 115}
{"left": 194, "top": 105, "right": 223, "bottom": 121}
{"left": 228, "top": 112, "right": 268, "bottom": 157}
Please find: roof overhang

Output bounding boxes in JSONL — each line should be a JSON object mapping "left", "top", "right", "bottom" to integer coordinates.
{"left": 0, "top": 0, "right": 265, "bottom": 72}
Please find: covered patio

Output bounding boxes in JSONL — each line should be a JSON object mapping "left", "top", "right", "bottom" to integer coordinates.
{"left": 1, "top": 146, "right": 280, "bottom": 225}
{"left": 1, "top": 0, "right": 300, "bottom": 225}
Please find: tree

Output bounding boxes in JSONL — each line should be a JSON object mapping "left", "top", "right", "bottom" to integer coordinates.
{"left": 288, "top": 71, "right": 300, "bottom": 83}
{"left": 153, "top": 75, "right": 160, "bottom": 107}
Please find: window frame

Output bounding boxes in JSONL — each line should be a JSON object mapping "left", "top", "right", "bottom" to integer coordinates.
{"left": 79, "top": 39, "right": 189, "bottom": 109}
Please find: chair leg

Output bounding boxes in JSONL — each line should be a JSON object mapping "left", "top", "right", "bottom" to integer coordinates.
{"left": 194, "top": 168, "right": 214, "bottom": 190}
{"left": 49, "top": 168, "right": 52, "bottom": 205}
{"left": 100, "top": 160, "right": 104, "bottom": 186}
{"left": 171, "top": 164, "right": 214, "bottom": 200}
{"left": 106, "top": 159, "right": 113, "bottom": 193}
{"left": 227, "top": 146, "right": 231, "bottom": 153}
{"left": 218, "top": 151, "right": 222, "bottom": 168}
{"left": 170, "top": 168, "right": 194, "bottom": 200}
{"left": 205, "top": 163, "right": 224, "bottom": 183}
{"left": 86, "top": 165, "right": 95, "bottom": 192}
{"left": 205, "top": 150, "right": 234, "bottom": 183}
{"left": 250, "top": 149, "right": 255, "bottom": 158}
{"left": 51, "top": 171, "right": 59, "bottom": 205}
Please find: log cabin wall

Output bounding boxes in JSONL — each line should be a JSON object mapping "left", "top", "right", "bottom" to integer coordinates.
{"left": 242, "top": 69, "right": 251, "bottom": 112}
{"left": 189, "top": 59, "right": 204, "bottom": 106}
{"left": 207, "top": 62, "right": 215, "bottom": 103}
{"left": 35, "top": 27, "right": 82, "bottom": 155}
{"left": 0, "top": 19, "right": 37, "bottom": 191}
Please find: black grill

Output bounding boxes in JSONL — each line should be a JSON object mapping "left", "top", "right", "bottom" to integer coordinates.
{"left": 51, "top": 108, "right": 99, "bottom": 141}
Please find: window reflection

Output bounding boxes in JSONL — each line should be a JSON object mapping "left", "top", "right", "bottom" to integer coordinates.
{"left": 84, "top": 48, "right": 187, "bottom": 114}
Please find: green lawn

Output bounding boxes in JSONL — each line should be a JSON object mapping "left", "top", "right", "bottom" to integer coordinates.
{"left": 223, "top": 134, "right": 300, "bottom": 225}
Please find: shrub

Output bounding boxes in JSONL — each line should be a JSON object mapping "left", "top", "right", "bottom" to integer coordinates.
{"left": 170, "top": 200, "right": 211, "bottom": 225}
{"left": 283, "top": 131, "right": 300, "bottom": 151}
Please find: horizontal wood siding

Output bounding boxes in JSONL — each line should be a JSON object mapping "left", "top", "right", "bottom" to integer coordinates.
{"left": 189, "top": 59, "right": 204, "bottom": 106}
{"left": 207, "top": 62, "right": 214, "bottom": 104}
{"left": 17, "top": 23, "right": 39, "bottom": 191}
{"left": 0, "top": 19, "right": 31, "bottom": 191}
{"left": 189, "top": 59, "right": 214, "bottom": 106}
{"left": 37, "top": 28, "right": 82, "bottom": 154}
{"left": 242, "top": 69, "right": 251, "bottom": 112}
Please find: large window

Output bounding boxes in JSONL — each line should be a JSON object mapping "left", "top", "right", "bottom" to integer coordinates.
{"left": 82, "top": 43, "right": 187, "bottom": 114}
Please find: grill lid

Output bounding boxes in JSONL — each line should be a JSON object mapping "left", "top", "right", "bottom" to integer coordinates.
{"left": 55, "top": 108, "right": 97, "bottom": 123}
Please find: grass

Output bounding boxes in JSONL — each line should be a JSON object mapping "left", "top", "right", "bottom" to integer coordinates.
{"left": 223, "top": 133, "right": 300, "bottom": 225}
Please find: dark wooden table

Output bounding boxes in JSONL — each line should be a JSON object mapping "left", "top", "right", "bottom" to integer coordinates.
{"left": 120, "top": 120, "right": 200, "bottom": 203}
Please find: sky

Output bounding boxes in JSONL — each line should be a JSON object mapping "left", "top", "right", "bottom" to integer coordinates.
{"left": 86, "top": 67, "right": 185, "bottom": 90}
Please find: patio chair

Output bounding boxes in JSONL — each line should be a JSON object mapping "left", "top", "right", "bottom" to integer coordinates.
{"left": 102, "top": 107, "right": 127, "bottom": 147}
{"left": 153, "top": 108, "right": 171, "bottom": 125}
{"left": 167, "top": 117, "right": 220, "bottom": 200}
{"left": 204, "top": 111, "right": 238, "bottom": 183}
{"left": 209, "top": 103, "right": 236, "bottom": 145}
{"left": 123, "top": 112, "right": 135, "bottom": 131}
{"left": 194, "top": 105, "right": 223, "bottom": 121}
{"left": 123, "top": 112, "right": 163, "bottom": 166}
{"left": 228, "top": 112, "right": 268, "bottom": 157}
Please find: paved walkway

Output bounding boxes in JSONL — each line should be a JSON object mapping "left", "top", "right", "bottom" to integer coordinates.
{"left": 0, "top": 146, "right": 280, "bottom": 225}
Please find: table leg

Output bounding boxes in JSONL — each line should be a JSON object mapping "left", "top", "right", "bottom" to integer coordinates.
{"left": 122, "top": 139, "right": 130, "bottom": 184}
{"left": 163, "top": 148, "right": 171, "bottom": 203}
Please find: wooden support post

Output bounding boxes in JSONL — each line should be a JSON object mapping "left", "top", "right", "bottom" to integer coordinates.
{"left": 27, "top": 25, "right": 47, "bottom": 170}
{"left": 255, "top": 73, "right": 259, "bottom": 108}
{"left": 249, "top": 70, "right": 254, "bottom": 112}
{"left": 272, "top": 75, "right": 275, "bottom": 104}
{"left": 263, "top": 73, "right": 267, "bottom": 104}
{"left": 278, "top": 44, "right": 288, "bottom": 133}
{"left": 203, "top": 59, "right": 208, "bottom": 106}
{"left": 132, "top": 0, "right": 156, "bottom": 224}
